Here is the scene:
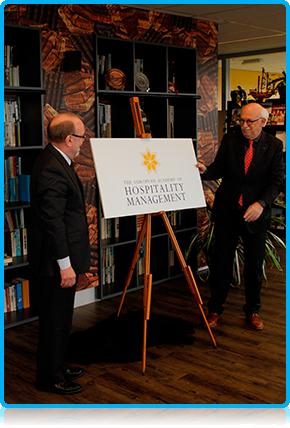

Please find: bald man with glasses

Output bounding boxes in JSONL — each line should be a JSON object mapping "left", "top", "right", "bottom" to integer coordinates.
{"left": 197, "top": 103, "right": 284, "bottom": 331}
{"left": 30, "top": 112, "right": 91, "bottom": 395}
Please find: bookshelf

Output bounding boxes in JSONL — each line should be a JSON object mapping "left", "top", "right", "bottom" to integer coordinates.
{"left": 4, "top": 25, "right": 44, "bottom": 328}
{"left": 95, "top": 36, "right": 199, "bottom": 300}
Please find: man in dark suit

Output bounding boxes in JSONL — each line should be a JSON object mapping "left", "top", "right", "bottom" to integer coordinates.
{"left": 197, "top": 103, "right": 284, "bottom": 330}
{"left": 30, "top": 112, "right": 91, "bottom": 394}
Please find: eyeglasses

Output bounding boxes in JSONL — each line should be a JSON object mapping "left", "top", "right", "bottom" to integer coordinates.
{"left": 71, "top": 133, "right": 87, "bottom": 140}
{"left": 238, "top": 118, "right": 261, "bottom": 126}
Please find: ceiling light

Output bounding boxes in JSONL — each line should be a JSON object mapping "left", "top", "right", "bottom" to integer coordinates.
{"left": 241, "top": 58, "right": 261, "bottom": 64}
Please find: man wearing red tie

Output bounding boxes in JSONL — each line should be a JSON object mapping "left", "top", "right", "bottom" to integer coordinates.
{"left": 197, "top": 103, "right": 284, "bottom": 330}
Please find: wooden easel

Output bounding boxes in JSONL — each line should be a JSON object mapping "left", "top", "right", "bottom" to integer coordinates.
{"left": 117, "top": 97, "right": 216, "bottom": 374}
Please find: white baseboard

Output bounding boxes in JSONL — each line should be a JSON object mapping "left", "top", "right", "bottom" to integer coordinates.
{"left": 74, "top": 287, "right": 100, "bottom": 308}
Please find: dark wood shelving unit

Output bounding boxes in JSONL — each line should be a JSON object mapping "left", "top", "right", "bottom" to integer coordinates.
{"left": 95, "top": 36, "right": 198, "bottom": 300}
{"left": 4, "top": 25, "right": 44, "bottom": 329}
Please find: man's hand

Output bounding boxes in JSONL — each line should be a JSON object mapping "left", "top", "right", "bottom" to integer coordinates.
{"left": 196, "top": 161, "right": 207, "bottom": 174}
{"left": 60, "top": 266, "right": 76, "bottom": 288}
{"left": 243, "top": 201, "right": 264, "bottom": 222}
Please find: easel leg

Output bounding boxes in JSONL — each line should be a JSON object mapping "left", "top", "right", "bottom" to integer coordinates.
{"left": 160, "top": 211, "right": 217, "bottom": 348}
{"left": 117, "top": 215, "right": 148, "bottom": 317}
{"left": 142, "top": 214, "right": 152, "bottom": 374}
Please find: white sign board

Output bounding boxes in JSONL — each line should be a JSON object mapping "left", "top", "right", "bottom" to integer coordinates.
{"left": 90, "top": 138, "right": 206, "bottom": 219}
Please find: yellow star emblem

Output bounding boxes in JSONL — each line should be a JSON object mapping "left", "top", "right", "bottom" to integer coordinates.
{"left": 143, "top": 150, "right": 158, "bottom": 171}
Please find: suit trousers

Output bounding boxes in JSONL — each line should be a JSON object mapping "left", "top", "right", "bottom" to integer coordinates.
{"left": 207, "top": 208, "right": 267, "bottom": 316}
{"left": 36, "top": 274, "right": 76, "bottom": 385}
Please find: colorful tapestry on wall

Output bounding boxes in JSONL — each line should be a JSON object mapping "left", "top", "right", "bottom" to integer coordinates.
{"left": 5, "top": 4, "right": 218, "bottom": 289}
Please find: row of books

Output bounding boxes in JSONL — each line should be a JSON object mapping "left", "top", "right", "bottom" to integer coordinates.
{"left": 5, "top": 156, "right": 30, "bottom": 203}
{"left": 97, "top": 53, "right": 114, "bottom": 90}
{"left": 5, "top": 174, "right": 30, "bottom": 203}
{"left": 4, "top": 278, "right": 30, "bottom": 313}
{"left": 4, "top": 45, "right": 20, "bottom": 87}
{"left": 97, "top": 102, "right": 177, "bottom": 140}
{"left": 98, "top": 55, "right": 147, "bottom": 77}
{"left": 5, "top": 208, "right": 28, "bottom": 258}
{"left": 4, "top": 97, "right": 21, "bottom": 147}
{"left": 101, "top": 246, "right": 145, "bottom": 286}
{"left": 100, "top": 216, "right": 120, "bottom": 240}
{"left": 97, "top": 53, "right": 112, "bottom": 76}
{"left": 102, "top": 247, "right": 115, "bottom": 285}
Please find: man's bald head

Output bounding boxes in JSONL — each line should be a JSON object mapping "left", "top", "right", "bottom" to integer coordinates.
{"left": 48, "top": 112, "right": 83, "bottom": 143}
{"left": 239, "top": 103, "right": 269, "bottom": 140}
{"left": 48, "top": 112, "right": 86, "bottom": 160}
{"left": 240, "top": 103, "right": 269, "bottom": 122}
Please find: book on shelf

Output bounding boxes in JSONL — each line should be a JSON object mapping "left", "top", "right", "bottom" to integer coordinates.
{"left": 4, "top": 287, "right": 10, "bottom": 313}
{"left": 14, "top": 280, "right": 23, "bottom": 311}
{"left": 4, "top": 278, "right": 30, "bottom": 313}
{"left": 98, "top": 53, "right": 112, "bottom": 89}
{"left": 99, "top": 103, "right": 112, "bottom": 137}
{"left": 19, "top": 207, "right": 28, "bottom": 256}
{"left": 169, "top": 210, "right": 182, "bottom": 228}
{"left": 22, "top": 278, "right": 30, "bottom": 309}
{"left": 9, "top": 284, "right": 17, "bottom": 312}
{"left": 167, "top": 105, "right": 175, "bottom": 137}
{"left": 4, "top": 45, "right": 20, "bottom": 87}
{"left": 4, "top": 208, "right": 28, "bottom": 258}
{"left": 4, "top": 97, "right": 21, "bottom": 147}
{"left": 18, "top": 174, "right": 31, "bottom": 203}
{"left": 4, "top": 210, "right": 14, "bottom": 232}
{"left": 169, "top": 248, "right": 175, "bottom": 267}
{"left": 114, "top": 218, "right": 120, "bottom": 239}
{"left": 102, "top": 247, "right": 115, "bottom": 285}
{"left": 4, "top": 155, "right": 30, "bottom": 203}
{"left": 21, "top": 227, "right": 28, "bottom": 256}
{"left": 12, "top": 228, "right": 22, "bottom": 257}
{"left": 101, "top": 217, "right": 120, "bottom": 240}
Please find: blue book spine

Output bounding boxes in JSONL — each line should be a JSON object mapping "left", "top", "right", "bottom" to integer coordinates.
{"left": 15, "top": 282, "right": 23, "bottom": 310}
{"left": 19, "top": 174, "right": 30, "bottom": 203}
{"left": 13, "top": 228, "right": 21, "bottom": 257}
{"left": 8, "top": 176, "right": 17, "bottom": 202}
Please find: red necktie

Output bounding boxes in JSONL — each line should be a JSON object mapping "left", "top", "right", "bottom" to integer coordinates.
{"left": 239, "top": 139, "right": 254, "bottom": 206}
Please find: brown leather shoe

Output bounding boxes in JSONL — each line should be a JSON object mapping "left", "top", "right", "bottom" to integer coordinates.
{"left": 207, "top": 312, "right": 221, "bottom": 329}
{"left": 246, "top": 313, "right": 264, "bottom": 330}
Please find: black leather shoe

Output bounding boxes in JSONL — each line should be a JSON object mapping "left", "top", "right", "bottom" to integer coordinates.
{"left": 65, "top": 367, "right": 85, "bottom": 381}
{"left": 37, "top": 380, "right": 82, "bottom": 395}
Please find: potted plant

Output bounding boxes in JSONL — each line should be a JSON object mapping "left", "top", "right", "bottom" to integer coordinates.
{"left": 186, "top": 191, "right": 285, "bottom": 287}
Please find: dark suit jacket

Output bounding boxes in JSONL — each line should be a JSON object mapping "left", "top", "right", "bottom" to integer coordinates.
{"left": 202, "top": 128, "right": 284, "bottom": 231}
{"left": 29, "top": 143, "right": 90, "bottom": 277}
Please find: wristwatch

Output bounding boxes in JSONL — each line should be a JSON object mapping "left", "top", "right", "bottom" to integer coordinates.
{"left": 258, "top": 200, "right": 267, "bottom": 208}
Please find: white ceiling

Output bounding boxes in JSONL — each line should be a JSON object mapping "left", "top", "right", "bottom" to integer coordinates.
{"left": 130, "top": 4, "right": 286, "bottom": 72}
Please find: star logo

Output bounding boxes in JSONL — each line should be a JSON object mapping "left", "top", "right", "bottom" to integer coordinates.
{"left": 142, "top": 149, "right": 158, "bottom": 171}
